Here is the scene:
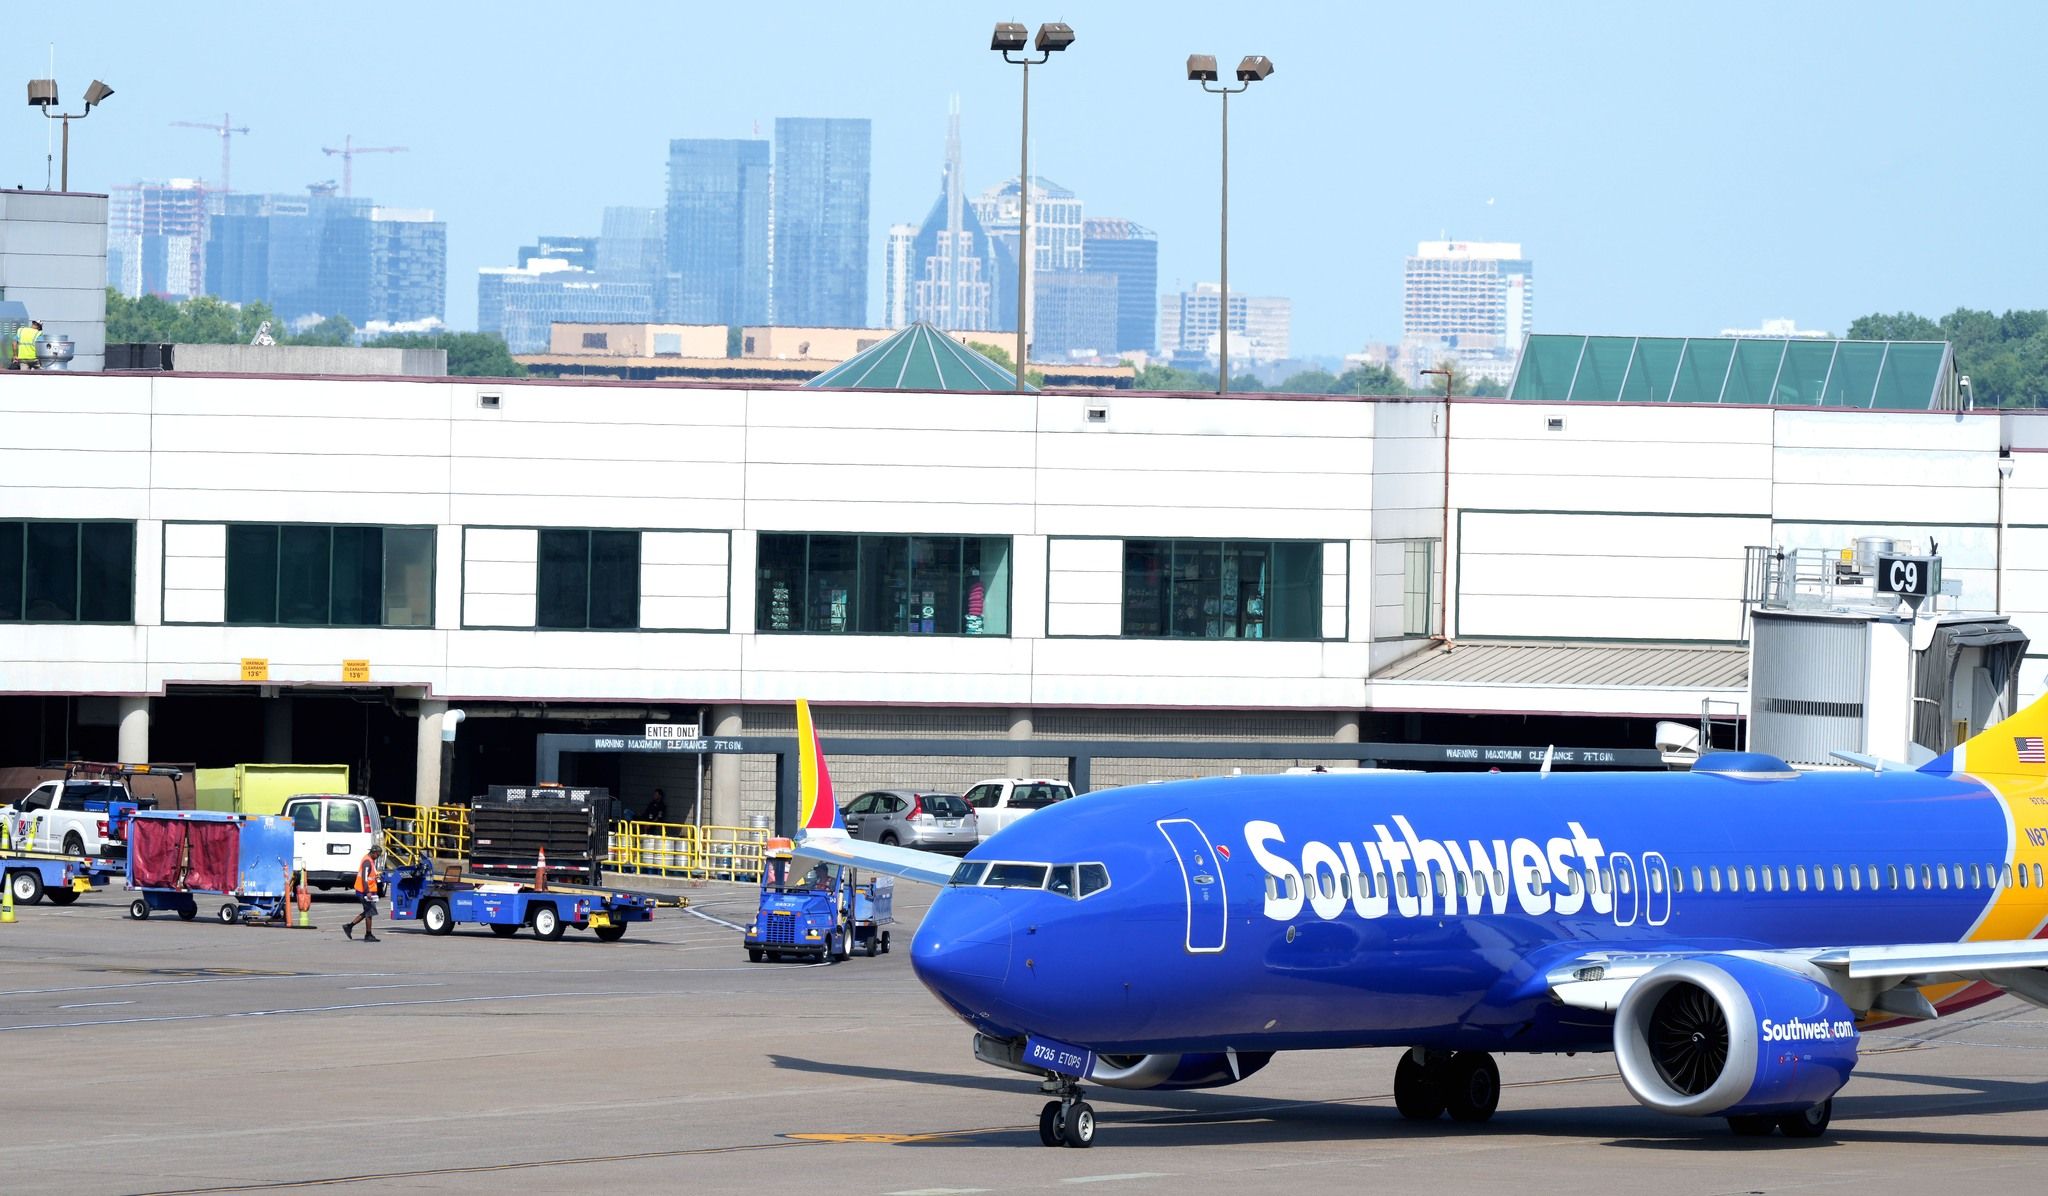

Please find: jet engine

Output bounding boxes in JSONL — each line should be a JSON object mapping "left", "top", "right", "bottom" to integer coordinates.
{"left": 1087, "top": 1051, "right": 1275, "bottom": 1090}
{"left": 1613, "top": 954, "right": 1859, "bottom": 1118}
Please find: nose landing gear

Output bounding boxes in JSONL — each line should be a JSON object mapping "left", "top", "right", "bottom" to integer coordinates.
{"left": 1394, "top": 1048, "right": 1500, "bottom": 1124}
{"left": 1036, "top": 1077, "right": 1097, "bottom": 1148}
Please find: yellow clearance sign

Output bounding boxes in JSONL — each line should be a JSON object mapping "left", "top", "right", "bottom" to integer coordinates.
{"left": 240, "top": 658, "right": 268, "bottom": 682}
{"left": 342, "top": 660, "right": 371, "bottom": 683}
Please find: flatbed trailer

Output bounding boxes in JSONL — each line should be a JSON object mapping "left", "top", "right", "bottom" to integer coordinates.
{"left": 3, "top": 850, "right": 123, "bottom": 905}
{"left": 387, "top": 861, "right": 678, "bottom": 941}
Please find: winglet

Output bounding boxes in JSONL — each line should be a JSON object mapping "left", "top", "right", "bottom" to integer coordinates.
{"left": 796, "top": 699, "right": 846, "bottom": 836}
{"left": 1926, "top": 692, "right": 2048, "bottom": 777}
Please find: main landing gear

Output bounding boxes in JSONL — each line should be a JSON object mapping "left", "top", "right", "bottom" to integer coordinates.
{"left": 1036, "top": 1076, "right": 1097, "bottom": 1148}
{"left": 1394, "top": 1048, "right": 1501, "bottom": 1123}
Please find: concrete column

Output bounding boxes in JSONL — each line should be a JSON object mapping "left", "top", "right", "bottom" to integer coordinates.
{"left": 1007, "top": 707, "right": 1034, "bottom": 779}
{"left": 116, "top": 697, "right": 151, "bottom": 765}
{"left": 415, "top": 700, "right": 448, "bottom": 807}
{"left": 1334, "top": 709, "right": 1362, "bottom": 768}
{"left": 708, "top": 704, "right": 743, "bottom": 827}
{"left": 264, "top": 694, "right": 293, "bottom": 762}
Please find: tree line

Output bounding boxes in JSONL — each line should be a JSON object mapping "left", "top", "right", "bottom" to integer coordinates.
{"left": 1846, "top": 308, "right": 2047, "bottom": 408}
{"left": 103, "top": 290, "right": 526, "bottom": 378}
{"left": 1130, "top": 360, "right": 1505, "bottom": 397}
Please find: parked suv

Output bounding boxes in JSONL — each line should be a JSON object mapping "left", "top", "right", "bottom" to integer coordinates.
{"left": 961, "top": 777, "right": 1075, "bottom": 841}
{"left": 842, "top": 790, "right": 977, "bottom": 854}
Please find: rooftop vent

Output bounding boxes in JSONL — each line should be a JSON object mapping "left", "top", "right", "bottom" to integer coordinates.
{"left": 1692, "top": 751, "right": 1799, "bottom": 781}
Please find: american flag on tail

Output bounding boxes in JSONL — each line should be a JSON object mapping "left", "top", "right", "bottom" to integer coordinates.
{"left": 2015, "top": 736, "right": 2046, "bottom": 764}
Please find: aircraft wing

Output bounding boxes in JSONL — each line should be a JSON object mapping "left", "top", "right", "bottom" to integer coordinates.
{"left": 1546, "top": 941, "right": 2048, "bottom": 1016}
{"left": 793, "top": 833, "right": 960, "bottom": 886}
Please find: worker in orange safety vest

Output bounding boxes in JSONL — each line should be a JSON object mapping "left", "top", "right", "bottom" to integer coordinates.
{"left": 342, "top": 844, "right": 382, "bottom": 942}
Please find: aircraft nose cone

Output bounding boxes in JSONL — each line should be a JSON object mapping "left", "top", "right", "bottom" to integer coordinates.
{"left": 911, "top": 891, "right": 1013, "bottom": 1013}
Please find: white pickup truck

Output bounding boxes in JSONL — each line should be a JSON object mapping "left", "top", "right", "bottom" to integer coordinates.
{"left": 4, "top": 779, "right": 151, "bottom": 858}
{"left": 281, "top": 794, "right": 384, "bottom": 888}
{"left": 960, "top": 777, "right": 1076, "bottom": 842}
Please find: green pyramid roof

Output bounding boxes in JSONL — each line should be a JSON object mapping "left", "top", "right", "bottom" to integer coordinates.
{"left": 804, "top": 323, "right": 1032, "bottom": 391}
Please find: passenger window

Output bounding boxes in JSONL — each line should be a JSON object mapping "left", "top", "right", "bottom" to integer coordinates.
{"left": 1903, "top": 866, "right": 1916, "bottom": 891}
{"left": 1670, "top": 868, "right": 1682, "bottom": 894}
{"left": 1528, "top": 868, "right": 1543, "bottom": 894}
{"left": 1743, "top": 866, "right": 1757, "bottom": 892}
{"left": 1494, "top": 869, "right": 1506, "bottom": 893}
{"left": 1615, "top": 869, "right": 1631, "bottom": 895}
{"left": 1047, "top": 866, "right": 1077, "bottom": 897}
{"left": 1397, "top": 872, "right": 1412, "bottom": 898}
{"left": 2001, "top": 865, "right": 2013, "bottom": 888}
{"left": 1287, "top": 875, "right": 1302, "bottom": 901}
{"left": 1776, "top": 866, "right": 1789, "bottom": 891}
{"left": 1709, "top": 868, "right": 1722, "bottom": 893}
{"left": 2035, "top": 863, "right": 2044, "bottom": 889}
{"left": 1568, "top": 872, "right": 1582, "bottom": 896}
{"left": 1761, "top": 867, "right": 1774, "bottom": 893}
{"left": 1265, "top": 875, "right": 1279, "bottom": 900}
{"left": 1690, "top": 867, "right": 1704, "bottom": 892}
{"left": 1648, "top": 868, "right": 1663, "bottom": 894}
{"left": 1867, "top": 865, "right": 1880, "bottom": 890}
{"left": 1831, "top": 865, "right": 1845, "bottom": 890}
{"left": 326, "top": 801, "right": 364, "bottom": 833}
{"left": 1886, "top": 865, "right": 1899, "bottom": 891}
{"left": 1935, "top": 865, "right": 1948, "bottom": 891}
{"left": 1970, "top": 864, "right": 1982, "bottom": 888}
{"left": 2021, "top": 865, "right": 2032, "bottom": 890}
{"left": 1078, "top": 863, "right": 1109, "bottom": 897}
{"left": 1849, "top": 866, "right": 1862, "bottom": 892}
{"left": 1794, "top": 866, "right": 1807, "bottom": 892}
{"left": 289, "top": 803, "right": 321, "bottom": 833}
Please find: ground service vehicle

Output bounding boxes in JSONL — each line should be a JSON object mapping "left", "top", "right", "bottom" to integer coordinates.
{"left": 2, "top": 763, "right": 171, "bottom": 858}
{"left": 791, "top": 695, "right": 2048, "bottom": 1148}
{"left": 194, "top": 763, "right": 352, "bottom": 815}
{"left": 3, "top": 848, "right": 122, "bottom": 905}
{"left": 125, "top": 809, "right": 294, "bottom": 924}
{"left": 960, "top": 777, "right": 1074, "bottom": 841}
{"left": 280, "top": 794, "right": 383, "bottom": 888}
{"left": 745, "top": 840, "right": 893, "bottom": 962}
{"left": 843, "top": 789, "right": 976, "bottom": 853}
{"left": 386, "top": 860, "right": 660, "bottom": 940}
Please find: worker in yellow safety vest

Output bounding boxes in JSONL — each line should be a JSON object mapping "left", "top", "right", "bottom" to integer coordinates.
{"left": 342, "top": 844, "right": 382, "bottom": 942}
{"left": 11, "top": 321, "right": 42, "bottom": 370}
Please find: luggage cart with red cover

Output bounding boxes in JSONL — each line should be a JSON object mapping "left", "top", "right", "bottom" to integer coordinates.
{"left": 125, "top": 809, "right": 295, "bottom": 924}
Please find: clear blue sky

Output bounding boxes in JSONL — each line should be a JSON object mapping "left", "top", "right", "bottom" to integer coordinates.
{"left": 19, "top": 1, "right": 2047, "bottom": 354}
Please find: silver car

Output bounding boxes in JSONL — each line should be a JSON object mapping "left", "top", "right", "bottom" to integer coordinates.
{"left": 842, "top": 790, "right": 978, "bottom": 854}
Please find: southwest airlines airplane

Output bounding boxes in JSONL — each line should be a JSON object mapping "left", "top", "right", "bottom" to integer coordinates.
{"left": 791, "top": 698, "right": 2048, "bottom": 1149}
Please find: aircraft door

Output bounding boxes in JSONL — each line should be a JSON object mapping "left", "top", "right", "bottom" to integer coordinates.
{"left": 1609, "top": 851, "right": 1639, "bottom": 927}
{"left": 1156, "top": 818, "right": 1228, "bottom": 954}
{"left": 1642, "top": 852, "right": 1671, "bottom": 926}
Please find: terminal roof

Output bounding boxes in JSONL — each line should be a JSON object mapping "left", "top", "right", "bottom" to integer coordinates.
{"left": 1509, "top": 334, "right": 1957, "bottom": 409}
{"left": 1374, "top": 641, "right": 1748, "bottom": 690}
{"left": 803, "top": 323, "right": 1030, "bottom": 392}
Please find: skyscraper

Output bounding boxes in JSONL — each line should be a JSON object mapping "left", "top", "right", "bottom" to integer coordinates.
{"left": 109, "top": 180, "right": 211, "bottom": 299}
{"left": 884, "top": 224, "right": 915, "bottom": 328}
{"left": 1080, "top": 217, "right": 1158, "bottom": 354}
{"left": 204, "top": 188, "right": 446, "bottom": 328}
{"left": 1401, "top": 240, "right": 1533, "bottom": 384}
{"left": 772, "top": 117, "right": 871, "bottom": 327}
{"left": 1160, "top": 283, "right": 1291, "bottom": 366}
{"left": 666, "top": 139, "right": 770, "bottom": 326}
{"left": 1032, "top": 272, "right": 1118, "bottom": 361}
{"left": 476, "top": 257, "right": 658, "bottom": 354}
{"left": 894, "top": 102, "right": 1006, "bottom": 334}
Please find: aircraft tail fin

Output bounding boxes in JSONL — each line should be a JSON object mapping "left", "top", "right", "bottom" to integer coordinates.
{"left": 1923, "top": 692, "right": 2048, "bottom": 777}
{"left": 796, "top": 698, "right": 846, "bottom": 837}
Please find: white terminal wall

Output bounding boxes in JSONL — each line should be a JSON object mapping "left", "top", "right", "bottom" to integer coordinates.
{"left": 1, "top": 370, "right": 2043, "bottom": 712}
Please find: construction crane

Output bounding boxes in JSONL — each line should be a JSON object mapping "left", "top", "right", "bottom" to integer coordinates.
{"left": 170, "top": 113, "right": 250, "bottom": 194}
{"left": 321, "top": 135, "right": 407, "bottom": 198}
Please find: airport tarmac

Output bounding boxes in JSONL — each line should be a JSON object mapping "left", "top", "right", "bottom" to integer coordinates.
{"left": 3, "top": 881, "right": 2045, "bottom": 1195}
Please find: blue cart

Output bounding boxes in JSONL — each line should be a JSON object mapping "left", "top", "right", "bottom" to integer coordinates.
{"left": 4, "top": 850, "right": 123, "bottom": 906}
{"left": 745, "top": 852, "right": 894, "bottom": 963}
{"left": 125, "top": 810, "right": 294, "bottom": 924}
{"left": 386, "top": 861, "right": 663, "bottom": 941}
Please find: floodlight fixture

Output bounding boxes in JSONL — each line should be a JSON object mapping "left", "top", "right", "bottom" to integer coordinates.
{"left": 27, "top": 74, "right": 116, "bottom": 190}
{"left": 1236, "top": 55, "right": 1274, "bottom": 83}
{"left": 991, "top": 22, "right": 1029, "bottom": 52}
{"left": 1186, "top": 54, "right": 1219, "bottom": 82}
{"left": 1188, "top": 55, "right": 1278, "bottom": 394}
{"left": 27, "top": 79, "right": 57, "bottom": 107}
{"left": 1035, "top": 22, "right": 1075, "bottom": 52}
{"left": 83, "top": 80, "right": 114, "bottom": 108}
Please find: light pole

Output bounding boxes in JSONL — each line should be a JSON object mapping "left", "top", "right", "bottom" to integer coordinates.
{"left": 1188, "top": 54, "right": 1272, "bottom": 395}
{"left": 992, "top": 21, "right": 1074, "bottom": 391}
{"left": 28, "top": 78, "right": 114, "bottom": 192}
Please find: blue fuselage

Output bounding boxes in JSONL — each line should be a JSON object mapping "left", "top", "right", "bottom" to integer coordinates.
{"left": 909, "top": 767, "right": 2043, "bottom": 1055}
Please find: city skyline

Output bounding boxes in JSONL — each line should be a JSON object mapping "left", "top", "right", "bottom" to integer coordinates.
{"left": 29, "top": 2, "right": 2048, "bottom": 355}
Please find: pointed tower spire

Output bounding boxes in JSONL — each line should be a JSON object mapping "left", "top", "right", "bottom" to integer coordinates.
{"left": 945, "top": 95, "right": 965, "bottom": 329}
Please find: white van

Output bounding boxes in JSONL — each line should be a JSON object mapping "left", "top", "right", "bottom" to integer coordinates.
{"left": 960, "top": 778, "right": 1075, "bottom": 842}
{"left": 281, "top": 794, "right": 384, "bottom": 888}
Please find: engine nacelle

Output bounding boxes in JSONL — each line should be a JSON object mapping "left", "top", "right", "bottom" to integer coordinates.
{"left": 1088, "top": 1051, "right": 1275, "bottom": 1090}
{"left": 1614, "top": 954, "right": 1858, "bottom": 1118}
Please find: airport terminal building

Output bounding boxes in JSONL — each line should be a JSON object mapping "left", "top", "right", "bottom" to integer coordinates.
{"left": 3, "top": 330, "right": 2044, "bottom": 825}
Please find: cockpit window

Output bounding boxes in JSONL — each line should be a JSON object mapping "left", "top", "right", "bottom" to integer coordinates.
{"left": 984, "top": 863, "right": 1049, "bottom": 889}
{"left": 948, "top": 861, "right": 988, "bottom": 886}
{"left": 1047, "top": 865, "right": 1076, "bottom": 896}
{"left": 1077, "top": 863, "right": 1110, "bottom": 897}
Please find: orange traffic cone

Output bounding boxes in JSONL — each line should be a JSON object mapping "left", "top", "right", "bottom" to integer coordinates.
{"left": 535, "top": 846, "right": 549, "bottom": 892}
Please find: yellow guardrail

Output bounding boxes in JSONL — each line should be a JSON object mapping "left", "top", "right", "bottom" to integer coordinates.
{"left": 380, "top": 803, "right": 769, "bottom": 882}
